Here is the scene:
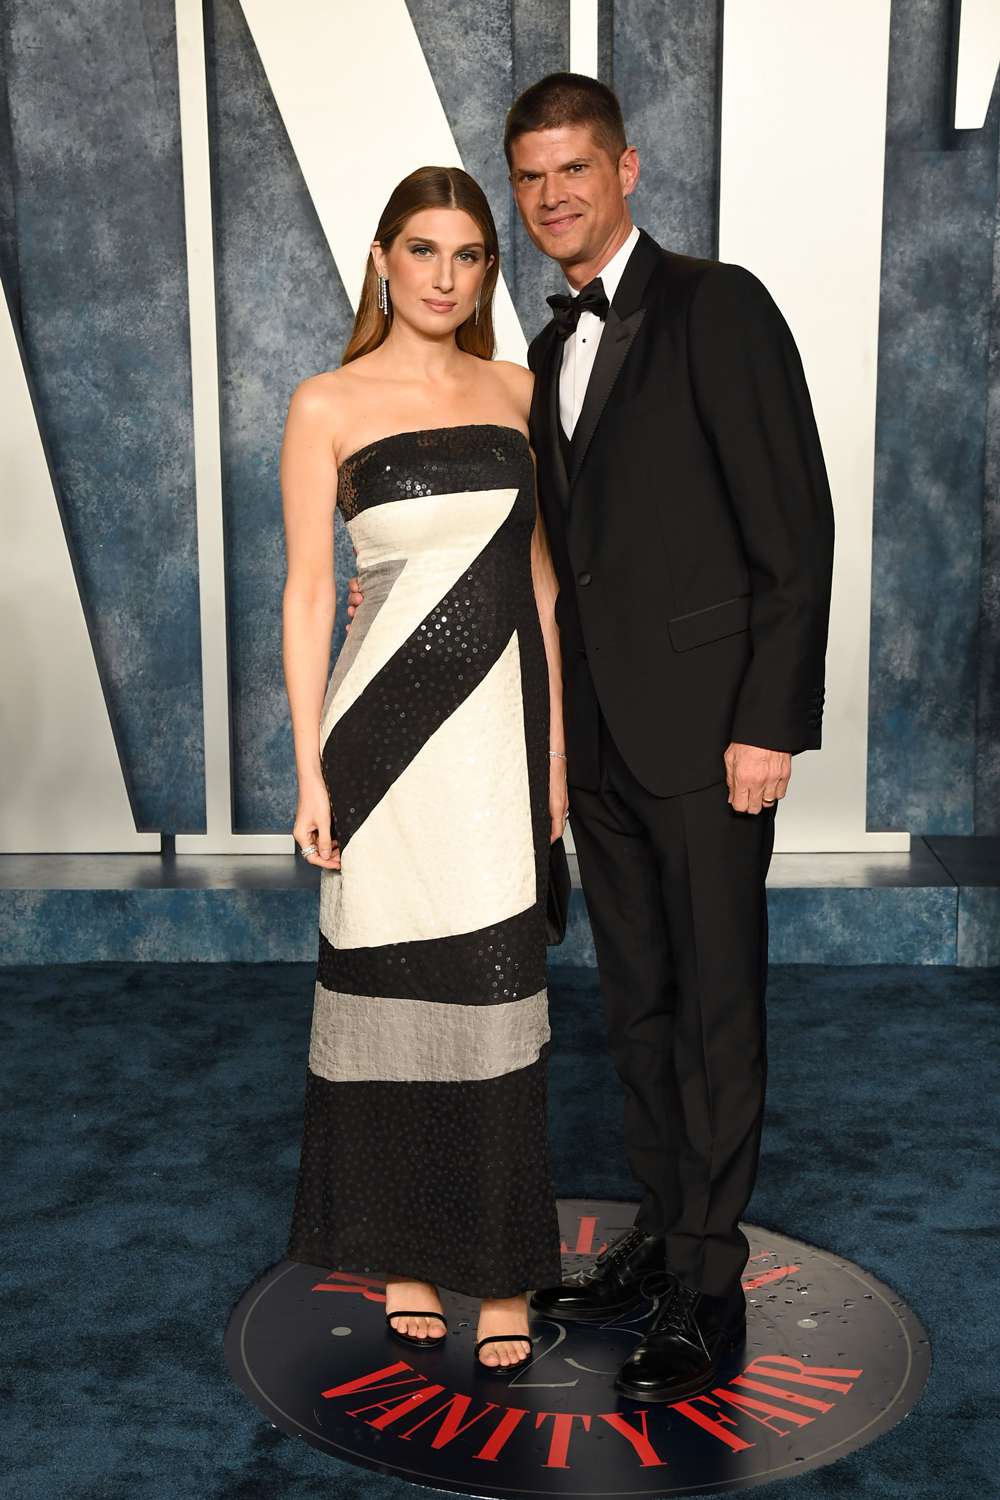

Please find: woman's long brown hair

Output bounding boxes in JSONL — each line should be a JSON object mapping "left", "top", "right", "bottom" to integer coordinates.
{"left": 342, "top": 166, "right": 500, "bottom": 365}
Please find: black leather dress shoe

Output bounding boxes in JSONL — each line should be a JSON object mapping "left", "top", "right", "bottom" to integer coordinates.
{"left": 614, "top": 1274, "right": 746, "bottom": 1402}
{"left": 530, "top": 1228, "right": 667, "bottom": 1321}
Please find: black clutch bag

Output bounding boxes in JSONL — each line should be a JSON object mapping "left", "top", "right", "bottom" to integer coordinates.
{"left": 546, "top": 837, "right": 571, "bottom": 946}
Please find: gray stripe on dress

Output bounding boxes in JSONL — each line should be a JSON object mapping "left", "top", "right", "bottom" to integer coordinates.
{"left": 308, "top": 983, "right": 550, "bottom": 1083}
{"left": 319, "top": 555, "right": 407, "bottom": 749}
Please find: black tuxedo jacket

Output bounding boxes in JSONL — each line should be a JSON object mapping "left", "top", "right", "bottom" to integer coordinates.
{"left": 527, "top": 227, "right": 835, "bottom": 797}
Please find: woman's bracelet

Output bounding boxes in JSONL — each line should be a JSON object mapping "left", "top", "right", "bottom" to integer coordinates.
{"left": 548, "top": 750, "right": 567, "bottom": 760}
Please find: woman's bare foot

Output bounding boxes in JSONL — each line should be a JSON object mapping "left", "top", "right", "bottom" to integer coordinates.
{"left": 385, "top": 1278, "right": 445, "bottom": 1342}
{"left": 476, "top": 1293, "right": 532, "bottom": 1368}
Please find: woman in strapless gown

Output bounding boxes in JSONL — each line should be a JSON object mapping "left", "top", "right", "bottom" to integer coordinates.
{"left": 279, "top": 166, "right": 565, "bottom": 1371}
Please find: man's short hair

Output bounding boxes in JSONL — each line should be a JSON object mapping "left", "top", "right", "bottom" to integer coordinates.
{"left": 504, "top": 73, "right": 628, "bottom": 168}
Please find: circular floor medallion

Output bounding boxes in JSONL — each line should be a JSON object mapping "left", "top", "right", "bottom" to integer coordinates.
{"left": 225, "top": 1200, "right": 930, "bottom": 1496}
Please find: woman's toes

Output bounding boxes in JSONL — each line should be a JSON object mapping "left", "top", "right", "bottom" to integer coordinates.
{"left": 478, "top": 1338, "right": 531, "bottom": 1368}
{"left": 385, "top": 1280, "right": 444, "bottom": 1341}
{"left": 411, "top": 1314, "right": 444, "bottom": 1340}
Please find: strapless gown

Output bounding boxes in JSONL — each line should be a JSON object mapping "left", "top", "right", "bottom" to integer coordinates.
{"left": 286, "top": 423, "right": 562, "bottom": 1298}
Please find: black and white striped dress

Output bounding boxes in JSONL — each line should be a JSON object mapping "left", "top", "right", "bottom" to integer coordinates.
{"left": 286, "top": 423, "right": 561, "bottom": 1299}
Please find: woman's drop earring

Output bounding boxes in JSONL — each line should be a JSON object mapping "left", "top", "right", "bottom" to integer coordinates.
{"left": 378, "top": 274, "right": 389, "bottom": 316}
{"left": 474, "top": 290, "right": 481, "bottom": 324}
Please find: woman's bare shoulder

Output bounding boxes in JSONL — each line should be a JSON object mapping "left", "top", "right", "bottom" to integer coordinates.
{"left": 490, "top": 358, "right": 534, "bottom": 417}
{"left": 286, "top": 366, "right": 379, "bottom": 452}
{"left": 288, "top": 365, "right": 358, "bottom": 412}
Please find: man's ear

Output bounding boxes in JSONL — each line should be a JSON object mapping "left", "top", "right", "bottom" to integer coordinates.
{"left": 620, "top": 145, "right": 640, "bottom": 197}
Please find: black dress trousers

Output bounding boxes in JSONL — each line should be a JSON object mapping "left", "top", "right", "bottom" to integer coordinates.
{"left": 568, "top": 704, "right": 776, "bottom": 1298}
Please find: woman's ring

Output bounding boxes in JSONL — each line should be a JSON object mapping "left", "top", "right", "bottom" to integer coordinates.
{"left": 300, "top": 842, "right": 318, "bottom": 857}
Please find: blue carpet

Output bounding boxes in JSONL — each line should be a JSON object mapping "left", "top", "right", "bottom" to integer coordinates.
{"left": 2, "top": 963, "right": 998, "bottom": 1498}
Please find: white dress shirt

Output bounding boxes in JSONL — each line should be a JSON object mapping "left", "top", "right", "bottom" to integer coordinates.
{"left": 558, "top": 222, "right": 641, "bottom": 440}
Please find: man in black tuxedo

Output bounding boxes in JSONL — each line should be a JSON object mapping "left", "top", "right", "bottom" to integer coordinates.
{"left": 507, "top": 74, "right": 835, "bottom": 1402}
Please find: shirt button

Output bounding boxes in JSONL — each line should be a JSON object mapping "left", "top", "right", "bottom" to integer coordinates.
{"left": 578, "top": 571, "right": 592, "bottom": 586}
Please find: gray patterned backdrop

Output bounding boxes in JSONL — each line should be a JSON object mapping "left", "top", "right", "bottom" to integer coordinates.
{"left": 1, "top": 0, "right": 997, "bottom": 837}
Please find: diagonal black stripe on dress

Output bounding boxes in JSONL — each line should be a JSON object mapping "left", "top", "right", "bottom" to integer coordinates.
{"left": 285, "top": 424, "right": 562, "bottom": 1299}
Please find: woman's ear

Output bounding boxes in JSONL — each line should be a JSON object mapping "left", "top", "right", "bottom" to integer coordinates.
{"left": 371, "top": 241, "right": 387, "bottom": 278}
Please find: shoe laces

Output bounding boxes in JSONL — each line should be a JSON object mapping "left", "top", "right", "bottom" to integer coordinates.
{"left": 595, "top": 1227, "right": 647, "bottom": 1269}
{"left": 652, "top": 1278, "right": 701, "bottom": 1336}
{"left": 570, "top": 1227, "right": 646, "bottom": 1286}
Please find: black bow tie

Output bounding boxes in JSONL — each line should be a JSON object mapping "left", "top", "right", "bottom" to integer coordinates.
{"left": 546, "top": 276, "right": 610, "bottom": 340}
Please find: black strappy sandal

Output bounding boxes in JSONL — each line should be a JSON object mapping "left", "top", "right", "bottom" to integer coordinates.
{"left": 385, "top": 1309, "right": 448, "bottom": 1349}
{"left": 474, "top": 1333, "right": 533, "bottom": 1372}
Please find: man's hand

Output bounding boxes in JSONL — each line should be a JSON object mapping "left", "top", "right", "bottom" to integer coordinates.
{"left": 346, "top": 575, "right": 364, "bottom": 629}
{"left": 724, "top": 742, "right": 791, "bottom": 814}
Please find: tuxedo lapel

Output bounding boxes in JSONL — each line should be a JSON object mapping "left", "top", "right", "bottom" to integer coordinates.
{"left": 543, "top": 328, "right": 571, "bottom": 509}
{"left": 533, "top": 230, "right": 662, "bottom": 509}
{"left": 567, "top": 228, "right": 662, "bottom": 490}
{"left": 568, "top": 303, "right": 645, "bottom": 486}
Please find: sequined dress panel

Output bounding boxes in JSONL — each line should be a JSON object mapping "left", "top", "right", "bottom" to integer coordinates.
{"left": 286, "top": 424, "right": 562, "bottom": 1298}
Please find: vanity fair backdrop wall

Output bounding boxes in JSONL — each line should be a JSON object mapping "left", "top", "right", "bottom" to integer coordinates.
{"left": 0, "top": 0, "right": 998, "bottom": 855}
